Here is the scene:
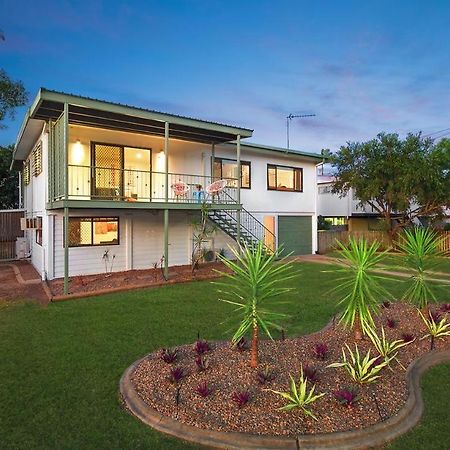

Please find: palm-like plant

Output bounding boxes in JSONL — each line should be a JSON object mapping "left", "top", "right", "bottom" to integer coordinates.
{"left": 215, "top": 242, "right": 296, "bottom": 368}
{"left": 327, "top": 343, "right": 390, "bottom": 384}
{"left": 396, "top": 227, "right": 444, "bottom": 310}
{"left": 267, "top": 366, "right": 325, "bottom": 419}
{"left": 333, "top": 238, "right": 390, "bottom": 339}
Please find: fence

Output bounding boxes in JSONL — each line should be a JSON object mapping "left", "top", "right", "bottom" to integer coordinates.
{"left": 318, "top": 229, "right": 450, "bottom": 255}
{"left": 0, "top": 209, "right": 25, "bottom": 260}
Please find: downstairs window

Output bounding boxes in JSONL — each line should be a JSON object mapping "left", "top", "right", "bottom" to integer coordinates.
{"left": 68, "top": 217, "right": 119, "bottom": 247}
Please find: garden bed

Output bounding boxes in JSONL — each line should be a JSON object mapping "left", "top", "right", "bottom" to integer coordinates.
{"left": 126, "top": 302, "right": 450, "bottom": 438}
{"left": 49, "top": 262, "right": 230, "bottom": 297}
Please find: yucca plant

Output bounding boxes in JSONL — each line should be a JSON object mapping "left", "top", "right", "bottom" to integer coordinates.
{"left": 418, "top": 310, "right": 450, "bottom": 350}
{"left": 267, "top": 365, "right": 325, "bottom": 419}
{"left": 396, "top": 227, "right": 444, "bottom": 310}
{"left": 332, "top": 238, "right": 391, "bottom": 339}
{"left": 215, "top": 242, "right": 296, "bottom": 368}
{"left": 327, "top": 343, "right": 390, "bottom": 384}
{"left": 366, "top": 326, "right": 413, "bottom": 369}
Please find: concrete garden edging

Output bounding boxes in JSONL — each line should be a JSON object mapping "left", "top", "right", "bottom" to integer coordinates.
{"left": 120, "top": 347, "right": 450, "bottom": 449}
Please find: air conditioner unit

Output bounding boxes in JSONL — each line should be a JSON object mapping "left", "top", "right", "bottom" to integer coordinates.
{"left": 20, "top": 217, "right": 40, "bottom": 230}
{"left": 16, "top": 237, "right": 29, "bottom": 259}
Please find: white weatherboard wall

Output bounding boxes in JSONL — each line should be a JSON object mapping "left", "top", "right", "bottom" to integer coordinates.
{"left": 52, "top": 209, "right": 192, "bottom": 279}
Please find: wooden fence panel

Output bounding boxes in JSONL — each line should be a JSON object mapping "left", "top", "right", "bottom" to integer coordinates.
{"left": 0, "top": 210, "right": 25, "bottom": 260}
{"left": 318, "top": 229, "right": 450, "bottom": 255}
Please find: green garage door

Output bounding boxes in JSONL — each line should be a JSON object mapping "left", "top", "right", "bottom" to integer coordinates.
{"left": 278, "top": 216, "right": 312, "bottom": 255}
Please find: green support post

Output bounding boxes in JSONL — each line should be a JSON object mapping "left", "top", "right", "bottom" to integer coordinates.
{"left": 164, "top": 122, "right": 169, "bottom": 279}
{"left": 63, "top": 103, "right": 69, "bottom": 295}
{"left": 236, "top": 134, "right": 241, "bottom": 246}
{"left": 211, "top": 142, "right": 215, "bottom": 180}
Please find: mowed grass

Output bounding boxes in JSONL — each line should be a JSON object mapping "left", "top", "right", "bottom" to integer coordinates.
{"left": 0, "top": 262, "right": 448, "bottom": 449}
{"left": 327, "top": 251, "right": 450, "bottom": 277}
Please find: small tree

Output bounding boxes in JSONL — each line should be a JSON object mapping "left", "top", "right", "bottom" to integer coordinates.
{"left": 396, "top": 227, "right": 444, "bottom": 310}
{"left": 331, "top": 133, "right": 450, "bottom": 239}
{"left": 215, "top": 242, "right": 296, "bottom": 368}
{"left": 333, "top": 238, "right": 390, "bottom": 339}
{"left": 191, "top": 203, "right": 216, "bottom": 272}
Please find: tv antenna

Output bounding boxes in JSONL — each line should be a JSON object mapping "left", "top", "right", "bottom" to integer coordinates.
{"left": 286, "top": 113, "right": 316, "bottom": 149}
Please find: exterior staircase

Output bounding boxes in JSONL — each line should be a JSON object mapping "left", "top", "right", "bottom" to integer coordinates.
{"left": 207, "top": 208, "right": 275, "bottom": 252}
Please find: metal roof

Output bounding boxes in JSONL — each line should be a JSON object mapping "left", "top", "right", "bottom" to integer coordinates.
{"left": 225, "top": 141, "right": 323, "bottom": 161}
{"left": 13, "top": 88, "right": 254, "bottom": 162}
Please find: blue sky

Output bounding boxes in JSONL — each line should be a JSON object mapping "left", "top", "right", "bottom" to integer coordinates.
{"left": 1, "top": 0, "right": 450, "bottom": 152}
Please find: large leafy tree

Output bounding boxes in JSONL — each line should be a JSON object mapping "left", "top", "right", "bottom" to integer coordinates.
{"left": 0, "top": 68, "right": 28, "bottom": 128}
{"left": 0, "top": 145, "right": 19, "bottom": 208}
{"left": 331, "top": 133, "right": 450, "bottom": 236}
{"left": 0, "top": 31, "right": 28, "bottom": 208}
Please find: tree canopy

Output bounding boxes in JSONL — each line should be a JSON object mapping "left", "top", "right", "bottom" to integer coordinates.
{"left": 0, "top": 145, "right": 19, "bottom": 209}
{"left": 0, "top": 69, "right": 28, "bottom": 128}
{"left": 331, "top": 133, "right": 450, "bottom": 235}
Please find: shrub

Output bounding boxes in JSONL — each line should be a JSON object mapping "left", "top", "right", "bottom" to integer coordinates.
{"left": 396, "top": 227, "right": 444, "bottom": 309}
{"left": 440, "top": 303, "right": 450, "bottom": 314}
{"left": 401, "top": 333, "right": 415, "bottom": 343}
{"left": 419, "top": 310, "right": 450, "bottom": 350}
{"left": 160, "top": 348, "right": 178, "bottom": 364}
{"left": 235, "top": 336, "right": 249, "bottom": 352}
{"left": 267, "top": 366, "right": 325, "bottom": 420}
{"left": 256, "top": 366, "right": 276, "bottom": 385}
{"left": 366, "top": 326, "right": 413, "bottom": 369}
{"left": 193, "top": 340, "right": 210, "bottom": 355}
{"left": 168, "top": 367, "right": 185, "bottom": 384}
{"left": 232, "top": 390, "right": 251, "bottom": 408}
{"left": 327, "top": 343, "right": 390, "bottom": 384}
{"left": 332, "top": 238, "right": 390, "bottom": 339}
{"left": 195, "top": 382, "right": 212, "bottom": 397}
{"left": 302, "top": 364, "right": 319, "bottom": 383}
{"left": 313, "top": 342, "right": 328, "bottom": 360}
{"left": 334, "top": 386, "right": 360, "bottom": 407}
{"left": 216, "top": 242, "right": 296, "bottom": 368}
{"left": 386, "top": 318, "right": 397, "bottom": 329}
{"left": 195, "top": 355, "right": 209, "bottom": 372}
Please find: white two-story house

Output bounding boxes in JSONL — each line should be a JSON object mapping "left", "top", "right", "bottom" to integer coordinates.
{"left": 12, "top": 88, "right": 322, "bottom": 294}
{"left": 317, "top": 175, "right": 384, "bottom": 231}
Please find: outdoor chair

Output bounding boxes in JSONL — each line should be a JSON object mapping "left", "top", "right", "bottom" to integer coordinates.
{"left": 205, "top": 179, "right": 227, "bottom": 203}
{"left": 171, "top": 180, "right": 190, "bottom": 201}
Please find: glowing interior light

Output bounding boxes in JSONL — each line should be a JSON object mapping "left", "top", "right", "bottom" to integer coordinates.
{"left": 136, "top": 152, "right": 142, "bottom": 159}
{"left": 72, "top": 140, "right": 85, "bottom": 165}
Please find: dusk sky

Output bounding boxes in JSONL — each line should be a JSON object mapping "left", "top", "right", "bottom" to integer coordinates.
{"left": 1, "top": 0, "right": 450, "bottom": 152}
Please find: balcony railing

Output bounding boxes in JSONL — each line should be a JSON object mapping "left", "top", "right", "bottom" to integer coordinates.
{"left": 66, "top": 165, "right": 239, "bottom": 205}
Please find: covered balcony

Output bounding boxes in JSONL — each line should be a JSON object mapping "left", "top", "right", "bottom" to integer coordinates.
{"left": 24, "top": 88, "right": 252, "bottom": 209}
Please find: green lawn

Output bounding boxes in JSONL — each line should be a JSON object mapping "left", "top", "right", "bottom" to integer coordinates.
{"left": 0, "top": 262, "right": 448, "bottom": 449}
{"left": 327, "top": 251, "right": 450, "bottom": 277}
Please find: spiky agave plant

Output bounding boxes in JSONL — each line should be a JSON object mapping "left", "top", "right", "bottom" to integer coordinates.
{"left": 396, "top": 227, "right": 444, "bottom": 310}
{"left": 332, "top": 238, "right": 391, "bottom": 339}
{"left": 215, "top": 242, "right": 296, "bottom": 368}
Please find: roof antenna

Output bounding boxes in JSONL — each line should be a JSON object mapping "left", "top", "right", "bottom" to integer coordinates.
{"left": 286, "top": 113, "right": 316, "bottom": 149}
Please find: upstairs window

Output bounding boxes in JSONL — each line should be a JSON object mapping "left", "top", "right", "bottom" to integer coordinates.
{"left": 33, "top": 142, "right": 42, "bottom": 177}
{"left": 68, "top": 217, "right": 119, "bottom": 247}
{"left": 267, "top": 164, "right": 303, "bottom": 192}
{"left": 213, "top": 158, "right": 251, "bottom": 189}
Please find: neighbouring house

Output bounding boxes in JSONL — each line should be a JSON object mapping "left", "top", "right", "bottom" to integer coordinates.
{"left": 12, "top": 88, "right": 323, "bottom": 293}
{"left": 317, "top": 175, "right": 386, "bottom": 231}
{"left": 317, "top": 175, "right": 450, "bottom": 231}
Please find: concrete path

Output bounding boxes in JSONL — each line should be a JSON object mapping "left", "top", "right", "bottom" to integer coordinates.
{"left": 0, "top": 261, "right": 51, "bottom": 305}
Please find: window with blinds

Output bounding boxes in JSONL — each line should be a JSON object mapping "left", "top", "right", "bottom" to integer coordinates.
{"left": 23, "top": 160, "right": 30, "bottom": 185}
{"left": 33, "top": 142, "right": 42, "bottom": 177}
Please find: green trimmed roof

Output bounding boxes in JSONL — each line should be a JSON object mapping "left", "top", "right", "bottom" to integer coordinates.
{"left": 226, "top": 141, "right": 323, "bottom": 161}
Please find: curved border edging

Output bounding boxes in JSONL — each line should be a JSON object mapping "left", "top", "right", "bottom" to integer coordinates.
{"left": 120, "top": 349, "right": 450, "bottom": 450}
